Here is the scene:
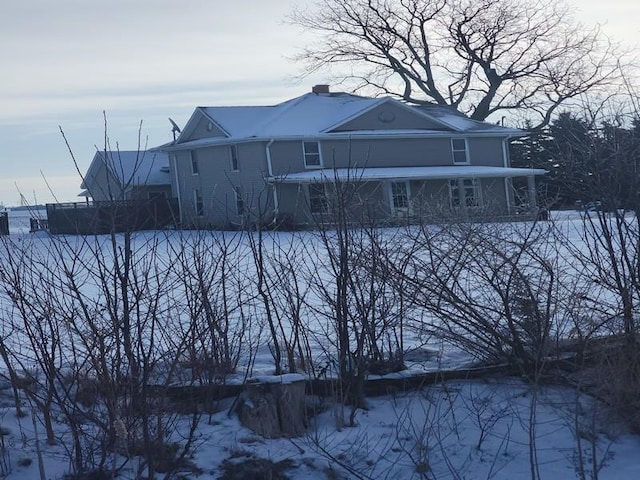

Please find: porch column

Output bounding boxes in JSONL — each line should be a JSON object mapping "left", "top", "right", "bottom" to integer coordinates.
{"left": 504, "top": 178, "right": 513, "bottom": 215}
{"left": 527, "top": 175, "right": 538, "bottom": 213}
{"left": 457, "top": 178, "right": 467, "bottom": 215}
{"left": 384, "top": 180, "right": 393, "bottom": 213}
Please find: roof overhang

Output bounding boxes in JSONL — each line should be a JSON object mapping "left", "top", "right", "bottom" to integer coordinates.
{"left": 162, "top": 130, "right": 523, "bottom": 151}
{"left": 268, "top": 166, "right": 547, "bottom": 184}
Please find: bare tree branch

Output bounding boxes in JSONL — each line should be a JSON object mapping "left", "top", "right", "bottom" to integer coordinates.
{"left": 289, "top": 0, "right": 627, "bottom": 129}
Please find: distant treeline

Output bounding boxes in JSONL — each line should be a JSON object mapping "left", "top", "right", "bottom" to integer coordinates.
{"left": 511, "top": 112, "right": 640, "bottom": 211}
{"left": 4, "top": 204, "right": 47, "bottom": 212}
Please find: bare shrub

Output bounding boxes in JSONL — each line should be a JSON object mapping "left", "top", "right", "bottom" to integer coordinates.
{"left": 247, "top": 228, "right": 315, "bottom": 375}
{"left": 307, "top": 177, "right": 407, "bottom": 422}
{"left": 0, "top": 224, "right": 205, "bottom": 477}
{"left": 168, "top": 229, "right": 250, "bottom": 385}
{"left": 393, "top": 219, "right": 569, "bottom": 376}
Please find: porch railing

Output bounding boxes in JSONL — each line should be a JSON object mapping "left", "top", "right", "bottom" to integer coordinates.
{"left": 46, "top": 198, "right": 180, "bottom": 235}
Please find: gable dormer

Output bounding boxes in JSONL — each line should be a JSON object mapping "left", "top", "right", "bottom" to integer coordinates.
{"left": 175, "top": 108, "right": 228, "bottom": 144}
{"left": 328, "top": 99, "right": 455, "bottom": 133}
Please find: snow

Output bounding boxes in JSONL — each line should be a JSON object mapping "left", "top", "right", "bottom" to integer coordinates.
{"left": 0, "top": 211, "right": 639, "bottom": 478}
{"left": 191, "top": 92, "right": 520, "bottom": 143}
{"left": 4, "top": 209, "right": 46, "bottom": 235}
{"left": 270, "top": 165, "right": 547, "bottom": 184}
{"left": 248, "top": 373, "right": 307, "bottom": 385}
{"left": 0, "top": 379, "right": 637, "bottom": 479}
{"left": 202, "top": 93, "right": 381, "bottom": 138}
{"left": 419, "top": 105, "right": 522, "bottom": 134}
{"left": 83, "top": 150, "right": 170, "bottom": 189}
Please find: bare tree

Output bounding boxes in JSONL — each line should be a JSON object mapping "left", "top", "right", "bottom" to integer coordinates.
{"left": 290, "top": 0, "right": 622, "bottom": 129}
{"left": 550, "top": 92, "right": 640, "bottom": 432}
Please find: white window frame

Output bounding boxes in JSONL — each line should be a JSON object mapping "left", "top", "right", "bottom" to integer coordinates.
{"left": 449, "top": 178, "right": 481, "bottom": 208}
{"left": 451, "top": 138, "right": 470, "bottom": 165}
{"left": 190, "top": 150, "right": 199, "bottom": 175}
{"left": 389, "top": 181, "right": 411, "bottom": 213}
{"left": 303, "top": 141, "right": 322, "bottom": 168}
{"left": 193, "top": 188, "right": 204, "bottom": 216}
{"left": 230, "top": 145, "right": 239, "bottom": 171}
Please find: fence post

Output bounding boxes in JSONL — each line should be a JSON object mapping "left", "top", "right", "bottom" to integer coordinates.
{"left": 0, "top": 212, "right": 8, "bottom": 235}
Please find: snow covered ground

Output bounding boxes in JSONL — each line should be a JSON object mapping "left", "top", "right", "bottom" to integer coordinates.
{"left": 0, "top": 208, "right": 638, "bottom": 479}
{"left": 0, "top": 377, "right": 638, "bottom": 479}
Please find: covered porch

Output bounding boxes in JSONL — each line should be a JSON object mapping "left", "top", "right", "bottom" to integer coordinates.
{"left": 268, "top": 166, "right": 547, "bottom": 225}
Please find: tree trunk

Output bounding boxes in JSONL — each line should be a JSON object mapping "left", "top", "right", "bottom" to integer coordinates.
{"left": 236, "top": 375, "right": 307, "bottom": 438}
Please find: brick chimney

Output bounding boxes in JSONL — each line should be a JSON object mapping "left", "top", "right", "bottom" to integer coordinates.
{"left": 312, "top": 84, "right": 330, "bottom": 94}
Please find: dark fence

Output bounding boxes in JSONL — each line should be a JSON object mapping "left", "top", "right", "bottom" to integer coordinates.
{"left": 46, "top": 198, "right": 180, "bottom": 235}
{"left": 0, "top": 212, "right": 7, "bottom": 235}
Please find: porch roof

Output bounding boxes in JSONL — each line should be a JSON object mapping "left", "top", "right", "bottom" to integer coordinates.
{"left": 268, "top": 166, "right": 547, "bottom": 184}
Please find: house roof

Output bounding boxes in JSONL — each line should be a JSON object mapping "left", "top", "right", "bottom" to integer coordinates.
{"left": 170, "top": 92, "right": 523, "bottom": 148}
{"left": 81, "top": 150, "right": 171, "bottom": 190}
{"left": 200, "top": 93, "right": 390, "bottom": 138}
{"left": 269, "top": 166, "right": 547, "bottom": 184}
{"left": 414, "top": 105, "right": 508, "bottom": 132}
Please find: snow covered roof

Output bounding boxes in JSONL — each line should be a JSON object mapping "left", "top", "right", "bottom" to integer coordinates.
{"left": 414, "top": 105, "right": 511, "bottom": 132}
{"left": 81, "top": 150, "right": 171, "bottom": 190}
{"left": 199, "top": 93, "right": 391, "bottom": 138}
{"left": 269, "top": 166, "right": 547, "bottom": 184}
{"left": 171, "top": 92, "right": 522, "bottom": 148}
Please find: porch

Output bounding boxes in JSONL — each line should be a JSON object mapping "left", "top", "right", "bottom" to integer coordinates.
{"left": 268, "top": 165, "right": 547, "bottom": 225}
{"left": 46, "top": 197, "right": 180, "bottom": 235}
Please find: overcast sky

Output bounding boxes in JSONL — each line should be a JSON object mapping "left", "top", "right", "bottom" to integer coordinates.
{"left": 1, "top": 0, "right": 639, "bottom": 206}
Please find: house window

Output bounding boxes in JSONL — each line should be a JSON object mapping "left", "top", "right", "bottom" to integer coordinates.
{"left": 308, "top": 183, "right": 328, "bottom": 214}
{"left": 193, "top": 188, "right": 204, "bottom": 216}
{"left": 234, "top": 186, "right": 244, "bottom": 215}
{"left": 450, "top": 179, "right": 480, "bottom": 208}
{"left": 391, "top": 181, "right": 410, "bottom": 211}
{"left": 230, "top": 145, "right": 239, "bottom": 171}
{"left": 190, "top": 150, "right": 199, "bottom": 174}
{"left": 303, "top": 141, "right": 322, "bottom": 168}
{"left": 451, "top": 138, "right": 469, "bottom": 164}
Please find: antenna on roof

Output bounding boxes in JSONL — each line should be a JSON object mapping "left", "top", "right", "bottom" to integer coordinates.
{"left": 168, "top": 117, "right": 181, "bottom": 141}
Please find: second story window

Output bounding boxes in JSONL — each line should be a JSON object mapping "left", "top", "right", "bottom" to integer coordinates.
{"left": 230, "top": 145, "right": 239, "bottom": 171}
{"left": 451, "top": 138, "right": 469, "bottom": 164}
{"left": 190, "top": 150, "right": 199, "bottom": 174}
{"left": 303, "top": 141, "right": 322, "bottom": 168}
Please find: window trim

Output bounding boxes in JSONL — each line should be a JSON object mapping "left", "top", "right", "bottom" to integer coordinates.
{"left": 451, "top": 138, "right": 470, "bottom": 165}
{"left": 190, "top": 150, "right": 199, "bottom": 175}
{"left": 449, "top": 178, "right": 481, "bottom": 208}
{"left": 230, "top": 145, "right": 239, "bottom": 172}
{"left": 302, "top": 141, "right": 322, "bottom": 169}
{"left": 390, "top": 181, "right": 411, "bottom": 213}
